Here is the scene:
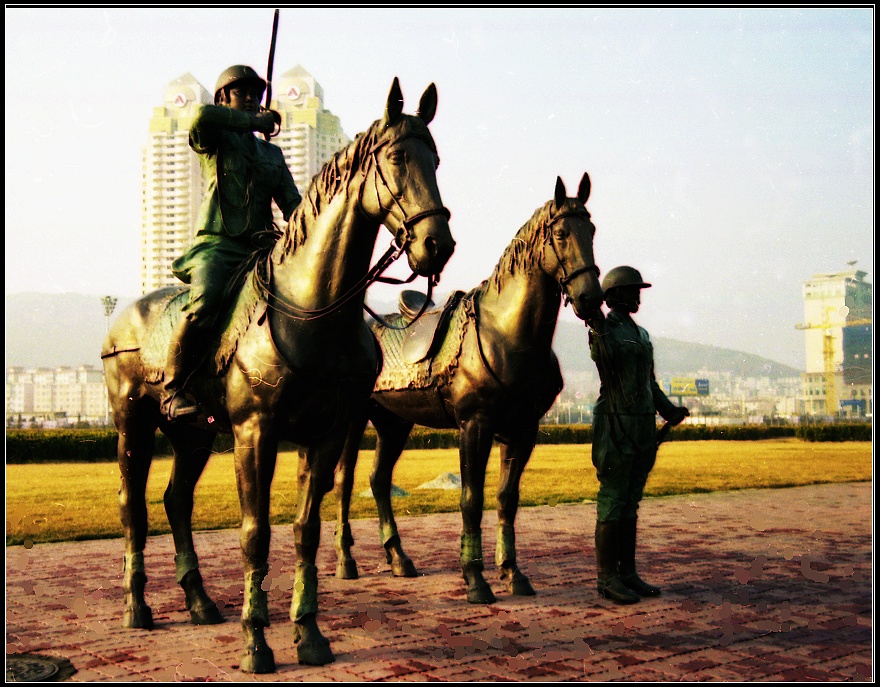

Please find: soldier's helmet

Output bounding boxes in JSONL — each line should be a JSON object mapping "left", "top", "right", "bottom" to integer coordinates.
{"left": 214, "top": 65, "right": 267, "bottom": 104}
{"left": 601, "top": 265, "right": 652, "bottom": 294}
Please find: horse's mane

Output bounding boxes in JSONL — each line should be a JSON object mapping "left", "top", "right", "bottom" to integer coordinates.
{"left": 279, "top": 121, "right": 380, "bottom": 255}
{"left": 278, "top": 114, "right": 437, "bottom": 256}
{"left": 244, "top": 114, "right": 436, "bottom": 298}
{"left": 473, "top": 200, "right": 556, "bottom": 298}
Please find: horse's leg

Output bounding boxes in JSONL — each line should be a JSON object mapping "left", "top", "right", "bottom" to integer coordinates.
{"left": 160, "top": 421, "right": 225, "bottom": 624}
{"left": 459, "top": 415, "right": 496, "bottom": 604}
{"left": 290, "top": 441, "right": 340, "bottom": 666}
{"left": 496, "top": 426, "right": 538, "bottom": 596}
{"left": 333, "top": 412, "right": 368, "bottom": 580}
{"left": 116, "top": 400, "right": 158, "bottom": 629}
{"left": 233, "top": 422, "right": 279, "bottom": 674}
{"left": 370, "top": 404, "right": 417, "bottom": 577}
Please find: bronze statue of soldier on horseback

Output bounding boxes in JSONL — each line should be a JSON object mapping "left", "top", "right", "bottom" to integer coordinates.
{"left": 102, "top": 13, "right": 455, "bottom": 671}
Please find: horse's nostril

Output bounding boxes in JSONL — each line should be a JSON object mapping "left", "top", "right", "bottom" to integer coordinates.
{"left": 425, "top": 236, "right": 438, "bottom": 259}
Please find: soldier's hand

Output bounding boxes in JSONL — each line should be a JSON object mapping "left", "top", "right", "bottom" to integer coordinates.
{"left": 673, "top": 406, "right": 690, "bottom": 425}
{"left": 586, "top": 309, "right": 606, "bottom": 333}
{"left": 255, "top": 110, "right": 280, "bottom": 135}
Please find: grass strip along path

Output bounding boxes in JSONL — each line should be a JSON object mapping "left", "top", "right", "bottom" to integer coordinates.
{"left": 6, "top": 439, "right": 872, "bottom": 546}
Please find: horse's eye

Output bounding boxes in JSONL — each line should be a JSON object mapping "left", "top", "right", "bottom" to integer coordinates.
{"left": 387, "top": 150, "right": 406, "bottom": 165}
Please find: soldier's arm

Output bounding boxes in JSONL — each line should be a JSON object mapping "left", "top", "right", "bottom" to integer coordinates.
{"left": 189, "top": 105, "right": 276, "bottom": 153}
{"left": 651, "top": 370, "right": 689, "bottom": 424}
{"left": 651, "top": 374, "right": 680, "bottom": 422}
{"left": 645, "top": 329, "right": 688, "bottom": 423}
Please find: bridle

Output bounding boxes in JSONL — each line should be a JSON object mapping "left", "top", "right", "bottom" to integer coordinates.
{"left": 544, "top": 209, "right": 601, "bottom": 290}
{"left": 358, "top": 132, "right": 452, "bottom": 252}
{"left": 263, "top": 130, "right": 450, "bottom": 322}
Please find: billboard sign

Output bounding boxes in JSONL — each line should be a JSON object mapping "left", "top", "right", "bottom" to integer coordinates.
{"left": 668, "top": 378, "right": 710, "bottom": 396}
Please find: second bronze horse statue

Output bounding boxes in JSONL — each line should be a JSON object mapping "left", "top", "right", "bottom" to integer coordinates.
{"left": 102, "top": 79, "right": 454, "bottom": 673}
{"left": 333, "top": 173, "right": 602, "bottom": 603}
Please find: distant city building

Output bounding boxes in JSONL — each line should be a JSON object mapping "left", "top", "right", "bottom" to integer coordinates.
{"left": 6, "top": 366, "right": 108, "bottom": 426}
{"left": 140, "top": 66, "right": 350, "bottom": 294}
{"left": 798, "top": 269, "right": 873, "bottom": 418}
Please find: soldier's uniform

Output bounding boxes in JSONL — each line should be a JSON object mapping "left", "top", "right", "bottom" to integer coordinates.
{"left": 163, "top": 65, "right": 301, "bottom": 419}
{"left": 171, "top": 103, "right": 302, "bottom": 331}
{"left": 587, "top": 265, "right": 688, "bottom": 605}
{"left": 589, "top": 310, "right": 679, "bottom": 523}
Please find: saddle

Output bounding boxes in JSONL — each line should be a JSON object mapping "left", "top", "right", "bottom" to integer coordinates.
{"left": 129, "top": 274, "right": 265, "bottom": 385}
{"left": 397, "top": 289, "right": 465, "bottom": 365}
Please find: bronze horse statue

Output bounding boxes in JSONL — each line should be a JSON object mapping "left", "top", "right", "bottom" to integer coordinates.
{"left": 101, "top": 79, "right": 454, "bottom": 673}
{"left": 333, "top": 174, "right": 602, "bottom": 604}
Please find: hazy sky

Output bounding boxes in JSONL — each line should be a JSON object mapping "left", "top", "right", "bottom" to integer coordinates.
{"left": 5, "top": 7, "right": 874, "bottom": 370}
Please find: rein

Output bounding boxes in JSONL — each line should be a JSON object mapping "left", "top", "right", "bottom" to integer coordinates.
{"left": 360, "top": 133, "right": 451, "bottom": 249}
{"left": 545, "top": 209, "right": 600, "bottom": 288}
{"left": 259, "top": 238, "right": 407, "bottom": 321}
{"left": 259, "top": 131, "right": 449, "bottom": 323}
{"left": 467, "top": 292, "right": 508, "bottom": 389}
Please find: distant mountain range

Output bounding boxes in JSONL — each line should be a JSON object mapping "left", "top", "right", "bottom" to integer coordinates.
{"left": 5, "top": 292, "right": 802, "bottom": 381}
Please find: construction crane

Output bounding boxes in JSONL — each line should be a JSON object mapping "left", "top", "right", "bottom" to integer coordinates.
{"left": 796, "top": 309, "right": 872, "bottom": 416}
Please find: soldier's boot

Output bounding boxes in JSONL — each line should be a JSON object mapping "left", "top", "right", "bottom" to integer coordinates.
{"left": 618, "top": 516, "right": 661, "bottom": 597}
{"left": 595, "top": 520, "right": 640, "bottom": 605}
{"left": 162, "top": 319, "right": 207, "bottom": 420}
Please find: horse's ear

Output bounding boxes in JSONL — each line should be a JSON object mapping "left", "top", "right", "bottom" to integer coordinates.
{"left": 554, "top": 176, "right": 567, "bottom": 209}
{"left": 417, "top": 83, "right": 437, "bottom": 125}
{"left": 577, "top": 172, "right": 591, "bottom": 204}
{"left": 384, "top": 77, "right": 404, "bottom": 127}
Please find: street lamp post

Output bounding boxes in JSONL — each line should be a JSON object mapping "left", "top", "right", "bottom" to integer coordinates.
{"left": 100, "top": 296, "right": 118, "bottom": 425}
{"left": 101, "top": 296, "right": 118, "bottom": 334}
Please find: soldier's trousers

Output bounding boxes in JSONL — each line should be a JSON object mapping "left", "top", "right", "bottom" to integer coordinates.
{"left": 591, "top": 412, "right": 657, "bottom": 522}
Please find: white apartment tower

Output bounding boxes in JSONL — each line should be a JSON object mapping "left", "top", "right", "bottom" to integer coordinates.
{"left": 141, "top": 73, "right": 210, "bottom": 294}
{"left": 141, "top": 66, "right": 350, "bottom": 294}
{"left": 798, "top": 269, "right": 873, "bottom": 418}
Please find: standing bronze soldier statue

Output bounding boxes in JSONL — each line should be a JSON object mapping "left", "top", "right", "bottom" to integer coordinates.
{"left": 162, "top": 64, "right": 302, "bottom": 419}
{"left": 588, "top": 266, "right": 689, "bottom": 604}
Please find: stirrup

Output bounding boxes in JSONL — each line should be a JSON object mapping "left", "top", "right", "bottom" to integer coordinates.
{"left": 162, "top": 392, "right": 200, "bottom": 420}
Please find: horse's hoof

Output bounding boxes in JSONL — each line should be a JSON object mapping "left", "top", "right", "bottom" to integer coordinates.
{"left": 189, "top": 602, "right": 225, "bottom": 625}
{"left": 297, "top": 640, "right": 335, "bottom": 666}
{"left": 466, "top": 582, "right": 496, "bottom": 605}
{"left": 293, "top": 617, "right": 335, "bottom": 666}
{"left": 508, "top": 574, "right": 536, "bottom": 597}
{"left": 123, "top": 604, "right": 154, "bottom": 629}
{"left": 336, "top": 559, "right": 359, "bottom": 580}
{"left": 239, "top": 645, "right": 275, "bottom": 674}
{"left": 391, "top": 557, "right": 418, "bottom": 578}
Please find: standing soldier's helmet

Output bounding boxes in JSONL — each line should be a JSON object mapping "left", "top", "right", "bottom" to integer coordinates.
{"left": 601, "top": 265, "right": 652, "bottom": 294}
{"left": 214, "top": 65, "right": 267, "bottom": 104}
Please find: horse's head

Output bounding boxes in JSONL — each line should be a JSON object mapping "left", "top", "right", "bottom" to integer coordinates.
{"left": 541, "top": 173, "right": 603, "bottom": 320}
{"left": 359, "top": 78, "right": 455, "bottom": 279}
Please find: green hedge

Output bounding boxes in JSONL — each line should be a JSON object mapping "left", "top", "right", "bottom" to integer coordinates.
{"left": 4, "top": 423, "right": 871, "bottom": 464}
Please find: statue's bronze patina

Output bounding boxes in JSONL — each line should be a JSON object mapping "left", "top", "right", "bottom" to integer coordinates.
{"left": 332, "top": 175, "right": 603, "bottom": 603}
{"left": 101, "top": 78, "right": 454, "bottom": 673}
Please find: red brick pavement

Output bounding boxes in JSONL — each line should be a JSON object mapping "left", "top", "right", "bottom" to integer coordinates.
{"left": 6, "top": 483, "right": 873, "bottom": 682}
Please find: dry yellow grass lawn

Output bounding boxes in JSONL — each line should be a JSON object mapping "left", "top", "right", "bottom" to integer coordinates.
{"left": 6, "top": 439, "right": 872, "bottom": 546}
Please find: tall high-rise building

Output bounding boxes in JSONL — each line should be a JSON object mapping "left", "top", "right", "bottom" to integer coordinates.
{"left": 798, "top": 268, "right": 873, "bottom": 418}
{"left": 271, "top": 66, "right": 350, "bottom": 205}
{"left": 141, "top": 73, "right": 210, "bottom": 294}
{"left": 141, "top": 66, "right": 350, "bottom": 294}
